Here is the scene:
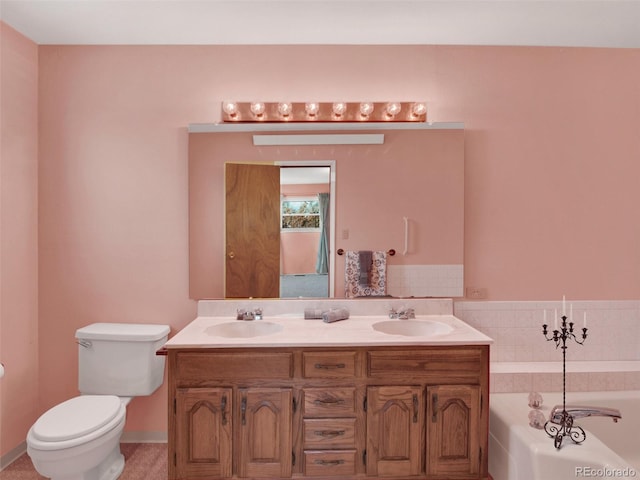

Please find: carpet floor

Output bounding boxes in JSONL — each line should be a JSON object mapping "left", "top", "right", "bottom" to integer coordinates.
{"left": 0, "top": 443, "right": 167, "bottom": 479}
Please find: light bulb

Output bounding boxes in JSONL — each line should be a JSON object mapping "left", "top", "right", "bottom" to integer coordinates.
{"left": 385, "top": 102, "right": 402, "bottom": 118}
{"left": 332, "top": 102, "right": 347, "bottom": 117}
{"left": 305, "top": 102, "right": 320, "bottom": 117}
{"left": 277, "top": 102, "right": 293, "bottom": 118}
{"left": 250, "top": 102, "right": 265, "bottom": 117}
{"left": 222, "top": 101, "right": 238, "bottom": 117}
{"left": 359, "top": 102, "right": 374, "bottom": 118}
{"left": 411, "top": 102, "right": 427, "bottom": 118}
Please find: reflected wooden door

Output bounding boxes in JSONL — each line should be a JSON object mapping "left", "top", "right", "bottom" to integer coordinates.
{"left": 225, "top": 163, "right": 280, "bottom": 298}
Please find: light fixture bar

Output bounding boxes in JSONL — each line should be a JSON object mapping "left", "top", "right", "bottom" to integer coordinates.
{"left": 252, "top": 134, "right": 384, "bottom": 146}
{"left": 222, "top": 102, "right": 426, "bottom": 123}
{"left": 189, "top": 122, "right": 464, "bottom": 133}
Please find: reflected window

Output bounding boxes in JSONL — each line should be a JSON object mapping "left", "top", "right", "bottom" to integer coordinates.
{"left": 281, "top": 197, "right": 321, "bottom": 230}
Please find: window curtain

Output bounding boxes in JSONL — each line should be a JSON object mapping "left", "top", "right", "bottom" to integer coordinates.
{"left": 315, "top": 193, "right": 330, "bottom": 274}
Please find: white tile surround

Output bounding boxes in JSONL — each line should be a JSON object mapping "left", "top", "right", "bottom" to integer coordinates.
{"left": 455, "top": 300, "right": 640, "bottom": 393}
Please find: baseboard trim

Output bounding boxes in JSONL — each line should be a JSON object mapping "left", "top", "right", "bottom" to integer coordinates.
{"left": 0, "top": 441, "right": 27, "bottom": 471}
{"left": 120, "top": 431, "right": 167, "bottom": 443}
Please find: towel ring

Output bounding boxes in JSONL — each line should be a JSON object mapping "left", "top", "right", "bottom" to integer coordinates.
{"left": 337, "top": 249, "right": 395, "bottom": 256}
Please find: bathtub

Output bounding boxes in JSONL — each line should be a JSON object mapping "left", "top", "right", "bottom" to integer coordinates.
{"left": 489, "top": 391, "right": 639, "bottom": 480}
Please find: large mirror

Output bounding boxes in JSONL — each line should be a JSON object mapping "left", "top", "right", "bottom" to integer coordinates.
{"left": 189, "top": 124, "right": 464, "bottom": 299}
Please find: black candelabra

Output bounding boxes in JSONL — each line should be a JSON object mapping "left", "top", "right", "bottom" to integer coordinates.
{"left": 542, "top": 308, "right": 588, "bottom": 449}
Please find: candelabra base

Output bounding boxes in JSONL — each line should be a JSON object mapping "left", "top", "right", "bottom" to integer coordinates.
{"left": 544, "top": 411, "right": 586, "bottom": 449}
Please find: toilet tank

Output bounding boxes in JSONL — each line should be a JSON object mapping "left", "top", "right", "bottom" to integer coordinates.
{"left": 76, "top": 323, "right": 170, "bottom": 396}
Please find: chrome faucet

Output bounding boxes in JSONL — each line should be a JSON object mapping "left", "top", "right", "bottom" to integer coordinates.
{"left": 549, "top": 405, "right": 622, "bottom": 424}
{"left": 236, "top": 308, "right": 263, "bottom": 321}
{"left": 389, "top": 307, "right": 415, "bottom": 320}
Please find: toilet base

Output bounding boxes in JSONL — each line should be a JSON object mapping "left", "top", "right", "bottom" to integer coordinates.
{"left": 86, "top": 445, "right": 124, "bottom": 480}
{"left": 35, "top": 445, "right": 123, "bottom": 480}
{"left": 27, "top": 416, "right": 126, "bottom": 480}
{"left": 34, "top": 445, "right": 124, "bottom": 480}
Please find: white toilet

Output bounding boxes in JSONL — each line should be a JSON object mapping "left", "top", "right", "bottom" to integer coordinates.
{"left": 27, "top": 323, "right": 170, "bottom": 480}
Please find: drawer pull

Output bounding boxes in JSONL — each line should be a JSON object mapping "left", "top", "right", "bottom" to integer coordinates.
{"left": 314, "top": 363, "right": 346, "bottom": 370}
{"left": 221, "top": 395, "right": 228, "bottom": 425}
{"left": 314, "top": 398, "right": 345, "bottom": 406}
{"left": 314, "top": 459, "right": 345, "bottom": 466}
{"left": 241, "top": 396, "right": 247, "bottom": 425}
{"left": 431, "top": 393, "right": 438, "bottom": 423}
{"left": 314, "top": 430, "right": 345, "bottom": 438}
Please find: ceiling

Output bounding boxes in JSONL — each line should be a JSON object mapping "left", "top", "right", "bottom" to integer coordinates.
{"left": 1, "top": 0, "right": 639, "bottom": 48}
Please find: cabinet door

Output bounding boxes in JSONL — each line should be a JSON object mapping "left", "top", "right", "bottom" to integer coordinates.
{"left": 175, "top": 387, "right": 233, "bottom": 479}
{"left": 427, "top": 385, "right": 481, "bottom": 477}
{"left": 238, "top": 387, "right": 293, "bottom": 478}
{"left": 366, "top": 386, "right": 423, "bottom": 477}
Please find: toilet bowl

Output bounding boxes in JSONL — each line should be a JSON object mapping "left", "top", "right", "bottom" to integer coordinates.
{"left": 26, "top": 323, "right": 170, "bottom": 480}
{"left": 27, "top": 396, "right": 129, "bottom": 480}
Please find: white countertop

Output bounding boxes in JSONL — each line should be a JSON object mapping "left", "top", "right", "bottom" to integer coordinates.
{"left": 164, "top": 314, "right": 493, "bottom": 349}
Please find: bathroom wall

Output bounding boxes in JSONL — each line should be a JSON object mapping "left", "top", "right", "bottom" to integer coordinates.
{"left": 0, "top": 24, "right": 40, "bottom": 460}
{"left": 0, "top": 38, "right": 638, "bottom": 456}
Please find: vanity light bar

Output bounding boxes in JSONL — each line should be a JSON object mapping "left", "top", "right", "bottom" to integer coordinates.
{"left": 252, "top": 133, "right": 384, "bottom": 146}
{"left": 221, "top": 102, "right": 427, "bottom": 123}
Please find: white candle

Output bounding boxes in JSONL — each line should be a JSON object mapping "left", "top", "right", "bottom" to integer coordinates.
{"left": 570, "top": 303, "right": 573, "bottom": 322}
{"left": 562, "top": 295, "right": 566, "bottom": 316}
{"left": 554, "top": 309, "right": 558, "bottom": 330}
{"left": 543, "top": 309, "right": 547, "bottom": 325}
{"left": 583, "top": 312, "right": 587, "bottom": 329}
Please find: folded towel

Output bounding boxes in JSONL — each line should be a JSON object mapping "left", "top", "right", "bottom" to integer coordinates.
{"left": 358, "top": 251, "right": 373, "bottom": 286}
{"left": 304, "top": 308, "right": 324, "bottom": 320}
{"left": 322, "top": 308, "right": 350, "bottom": 323}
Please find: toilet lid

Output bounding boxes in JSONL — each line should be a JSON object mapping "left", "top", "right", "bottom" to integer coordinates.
{"left": 32, "top": 395, "right": 123, "bottom": 442}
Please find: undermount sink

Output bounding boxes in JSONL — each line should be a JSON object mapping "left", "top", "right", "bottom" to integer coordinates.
{"left": 372, "top": 320, "right": 454, "bottom": 337}
{"left": 205, "top": 321, "right": 284, "bottom": 338}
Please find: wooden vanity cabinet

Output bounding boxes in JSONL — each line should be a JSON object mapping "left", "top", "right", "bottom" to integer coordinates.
{"left": 167, "top": 345, "right": 489, "bottom": 480}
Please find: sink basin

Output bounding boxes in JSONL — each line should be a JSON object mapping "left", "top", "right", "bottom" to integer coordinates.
{"left": 205, "top": 322, "right": 284, "bottom": 338}
{"left": 372, "top": 320, "right": 454, "bottom": 337}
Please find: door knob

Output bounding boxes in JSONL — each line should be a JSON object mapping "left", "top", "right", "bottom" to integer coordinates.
{"left": 227, "top": 251, "right": 236, "bottom": 259}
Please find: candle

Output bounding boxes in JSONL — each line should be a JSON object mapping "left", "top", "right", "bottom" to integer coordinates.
{"left": 554, "top": 309, "right": 558, "bottom": 330}
{"left": 562, "top": 295, "right": 566, "bottom": 316}
{"left": 583, "top": 312, "right": 587, "bottom": 329}
{"left": 543, "top": 309, "right": 547, "bottom": 325}
{"left": 570, "top": 303, "right": 573, "bottom": 322}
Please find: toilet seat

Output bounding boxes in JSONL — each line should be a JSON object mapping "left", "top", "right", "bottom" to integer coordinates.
{"left": 28, "top": 395, "right": 126, "bottom": 451}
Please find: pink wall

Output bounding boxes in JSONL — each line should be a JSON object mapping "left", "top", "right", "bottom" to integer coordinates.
{"left": 1, "top": 41, "right": 639, "bottom": 454}
{"left": 0, "top": 24, "right": 40, "bottom": 457}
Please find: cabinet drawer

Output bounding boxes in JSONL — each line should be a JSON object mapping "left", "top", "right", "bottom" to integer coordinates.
{"left": 303, "top": 418, "right": 356, "bottom": 449}
{"left": 302, "top": 352, "right": 356, "bottom": 378}
{"left": 368, "top": 347, "right": 484, "bottom": 383}
{"left": 176, "top": 352, "right": 292, "bottom": 384}
{"left": 304, "top": 388, "right": 357, "bottom": 417}
{"left": 304, "top": 450, "right": 357, "bottom": 476}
